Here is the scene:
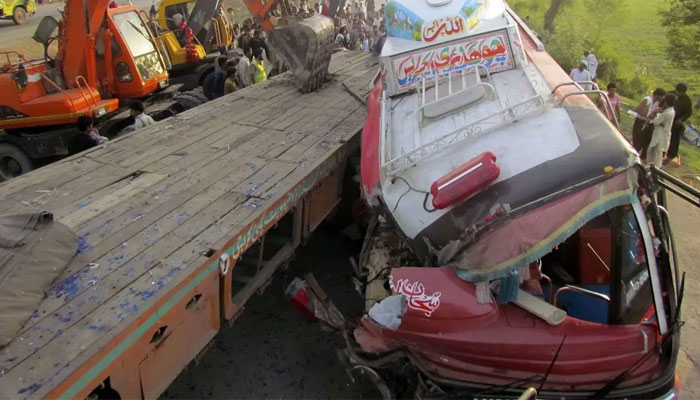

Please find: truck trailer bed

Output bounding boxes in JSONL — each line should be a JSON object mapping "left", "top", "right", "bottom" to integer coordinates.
{"left": 0, "top": 51, "right": 378, "bottom": 399}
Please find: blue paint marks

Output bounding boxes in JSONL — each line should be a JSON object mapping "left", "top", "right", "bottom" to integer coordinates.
{"left": 98, "top": 218, "right": 114, "bottom": 228}
{"left": 77, "top": 235, "right": 92, "bottom": 254}
{"left": 246, "top": 172, "right": 278, "bottom": 196}
{"left": 55, "top": 313, "right": 71, "bottom": 323}
{"left": 28, "top": 311, "right": 40, "bottom": 323}
{"left": 106, "top": 254, "right": 127, "bottom": 269}
{"left": 76, "top": 202, "right": 89, "bottom": 209}
{"left": 17, "top": 383, "right": 41, "bottom": 395}
{"left": 175, "top": 211, "right": 188, "bottom": 224}
{"left": 52, "top": 329, "right": 63, "bottom": 340}
{"left": 138, "top": 289, "right": 156, "bottom": 302}
{"left": 87, "top": 324, "right": 105, "bottom": 331}
{"left": 50, "top": 270, "right": 90, "bottom": 302}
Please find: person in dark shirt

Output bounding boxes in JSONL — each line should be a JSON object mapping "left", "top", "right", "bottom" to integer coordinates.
{"left": 211, "top": 56, "right": 228, "bottom": 98}
{"left": 239, "top": 27, "right": 253, "bottom": 52}
{"left": 248, "top": 29, "right": 268, "bottom": 56}
{"left": 667, "top": 83, "right": 693, "bottom": 165}
{"left": 72, "top": 116, "right": 100, "bottom": 153}
{"left": 373, "top": 26, "right": 387, "bottom": 55}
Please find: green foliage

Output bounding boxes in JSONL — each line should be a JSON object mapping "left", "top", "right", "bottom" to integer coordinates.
{"left": 661, "top": 0, "right": 700, "bottom": 68}
{"left": 511, "top": 0, "right": 700, "bottom": 125}
{"left": 385, "top": 1, "right": 396, "bottom": 21}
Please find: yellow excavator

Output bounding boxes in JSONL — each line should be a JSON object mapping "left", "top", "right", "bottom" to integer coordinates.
{"left": 155, "top": 0, "right": 341, "bottom": 92}
{"left": 153, "top": 0, "right": 233, "bottom": 68}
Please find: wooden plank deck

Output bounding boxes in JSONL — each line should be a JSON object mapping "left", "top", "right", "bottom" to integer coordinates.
{"left": 0, "top": 51, "right": 378, "bottom": 398}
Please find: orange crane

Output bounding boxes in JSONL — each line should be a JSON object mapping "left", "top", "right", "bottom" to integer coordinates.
{"left": 0, "top": 0, "right": 171, "bottom": 180}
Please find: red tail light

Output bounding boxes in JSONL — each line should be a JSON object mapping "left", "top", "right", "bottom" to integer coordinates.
{"left": 430, "top": 152, "right": 500, "bottom": 210}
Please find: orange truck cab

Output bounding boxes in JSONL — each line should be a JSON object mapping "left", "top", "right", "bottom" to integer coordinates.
{"left": 102, "top": 6, "right": 170, "bottom": 99}
{"left": 0, "top": 1, "right": 170, "bottom": 180}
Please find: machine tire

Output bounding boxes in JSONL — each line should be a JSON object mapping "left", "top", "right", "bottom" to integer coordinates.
{"left": 12, "top": 7, "right": 27, "bottom": 25}
{"left": 0, "top": 143, "right": 33, "bottom": 182}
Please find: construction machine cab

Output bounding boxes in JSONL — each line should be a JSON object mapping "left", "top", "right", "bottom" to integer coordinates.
{"left": 156, "top": 0, "right": 232, "bottom": 52}
{"left": 102, "top": 7, "right": 169, "bottom": 99}
{"left": 158, "top": 0, "right": 196, "bottom": 32}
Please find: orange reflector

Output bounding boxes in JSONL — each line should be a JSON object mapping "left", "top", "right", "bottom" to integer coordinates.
{"left": 430, "top": 152, "right": 500, "bottom": 210}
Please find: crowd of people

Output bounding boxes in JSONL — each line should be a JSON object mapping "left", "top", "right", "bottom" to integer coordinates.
{"left": 331, "top": 2, "right": 388, "bottom": 54}
{"left": 570, "top": 51, "right": 694, "bottom": 168}
{"left": 74, "top": 1, "right": 390, "bottom": 151}
{"left": 631, "top": 83, "right": 693, "bottom": 167}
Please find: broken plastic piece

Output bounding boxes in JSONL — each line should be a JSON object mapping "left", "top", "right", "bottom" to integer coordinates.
{"left": 286, "top": 278, "right": 317, "bottom": 322}
{"left": 368, "top": 294, "right": 407, "bottom": 331}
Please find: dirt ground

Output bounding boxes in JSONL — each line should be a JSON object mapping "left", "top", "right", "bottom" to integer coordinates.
{"left": 668, "top": 194, "right": 700, "bottom": 397}
{"left": 163, "top": 226, "right": 367, "bottom": 399}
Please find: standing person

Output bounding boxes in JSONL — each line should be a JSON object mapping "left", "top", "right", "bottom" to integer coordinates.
{"left": 569, "top": 63, "right": 592, "bottom": 90}
{"left": 632, "top": 88, "right": 665, "bottom": 155}
{"left": 211, "top": 56, "right": 228, "bottom": 98}
{"left": 373, "top": 25, "right": 387, "bottom": 54}
{"left": 249, "top": 29, "right": 269, "bottom": 58}
{"left": 224, "top": 64, "right": 239, "bottom": 95}
{"left": 647, "top": 94, "right": 677, "bottom": 167}
{"left": 230, "top": 24, "right": 241, "bottom": 50}
{"left": 252, "top": 48, "right": 267, "bottom": 84}
{"left": 596, "top": 83, "right": 620, "bottom": 122}
{"left": 370, "top": 25, "right": 380, "bottom": 48}
{"left": 335, "top": 26, "right": 348, "bottom": 48}
{"left": 149, "top": 2, "right": 157, "bottom": 21}
{"left": 237, "top": 47, "right": 253, "bottom": 88}
{"left": 239, "top": 27, "right": 253, "bottom": 52}
{"left": 666, "top": 83, "right": 693, "bottom": 165}
{"left": 581, "top": 51, "right": 598, "bottom": 80}
{"left": 360, "top": 32, "right": 370, "bottom": 52}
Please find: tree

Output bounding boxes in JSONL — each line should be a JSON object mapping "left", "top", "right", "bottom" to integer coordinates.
{"left": 662, "top": 0, "right": 700, "bottom": 68}
{"left": 582, "top": 0, "right": 627, "bottom": 45}
{"left": 543, "top": 0, "right": 569, "bottom": 33}
{"left": 510, "top": 0, "right": 571, "bottom": 33}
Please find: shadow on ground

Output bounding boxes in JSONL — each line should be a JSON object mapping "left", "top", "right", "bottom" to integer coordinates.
{"left": 163, "top": 225, "right": 367, "bottom": 399}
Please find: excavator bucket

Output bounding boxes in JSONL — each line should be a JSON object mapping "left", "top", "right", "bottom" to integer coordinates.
{"left": 267, "top": 15, "right": 335, "bottom": 93}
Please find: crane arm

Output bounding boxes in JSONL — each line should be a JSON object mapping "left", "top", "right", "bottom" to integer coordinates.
{"left": 242, "top": 0, "right": 345, "bottom": 31}
{"left": 59, "top": 0, "right": 114, "bottom": 88}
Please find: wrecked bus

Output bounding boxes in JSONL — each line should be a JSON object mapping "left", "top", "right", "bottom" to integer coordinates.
{"left": 294, "top": 1, "right": 696, "bottom": 398}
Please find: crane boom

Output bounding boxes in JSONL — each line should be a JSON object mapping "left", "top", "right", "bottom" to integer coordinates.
{"left": 59, "top": 0, "right": 114, "bottom": 88}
